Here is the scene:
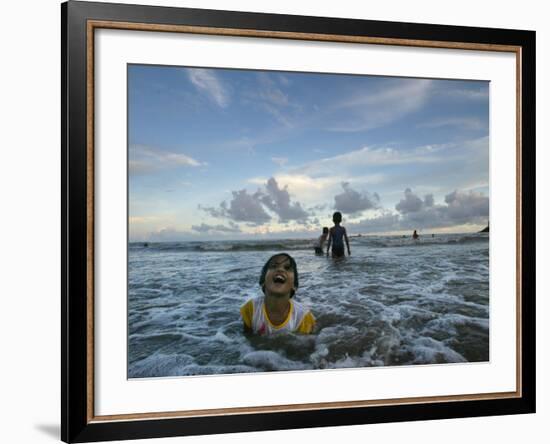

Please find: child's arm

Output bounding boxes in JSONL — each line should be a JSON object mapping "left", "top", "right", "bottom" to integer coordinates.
{"left": 326, "top": 228, "right": 333, "bottom": 255}
{"left": 344, "top": 227, "right": 351, "bottom": 255}
{"left": 240, "top": 300, "right": 254, "bottom": 334}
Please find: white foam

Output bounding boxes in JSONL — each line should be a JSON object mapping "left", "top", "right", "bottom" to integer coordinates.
{"left": 242, "top": 351, "right": 308, "bottom": 371}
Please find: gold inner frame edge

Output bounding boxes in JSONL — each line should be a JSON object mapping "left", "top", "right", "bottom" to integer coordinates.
{"left": 86, "top": 19, "right": 523, "bottom": 423}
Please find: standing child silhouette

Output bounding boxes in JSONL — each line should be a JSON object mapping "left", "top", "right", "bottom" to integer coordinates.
{"left": 327, "top": 212, "right": 351, "bottom": 258}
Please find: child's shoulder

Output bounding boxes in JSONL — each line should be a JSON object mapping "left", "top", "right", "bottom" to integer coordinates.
{"left": 242, "top": 295, "right": 263, "bottom": 307}
{"left": 292, "top": 298, "right": 312, "bottom": 314}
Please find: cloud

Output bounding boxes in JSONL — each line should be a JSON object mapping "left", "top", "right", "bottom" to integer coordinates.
{"left": 199, "top": 190, "right": 271, "bottom": 225}
{"left": 424, "top": 194, "right": 435, "bottom": 207}
{"left": 441, "top": 86, "right": 489, "bottom": 101}
{"left": 187, "top": 68, "right": 230, "bottom": 107}
{"left": 144, "top": 227, "right": 193, "bottom": 242}
{"left": 199, "top": 177, "right": 311, "bottom": 225}
{"left": 129, "top": 215, "right": 166, "bottom": 225}
{"left": 129, "top": 145, "right": 204, "bottom": 175}
{"left": 257, "top": 73, "right": 289, "bottom": 107}
{"left": 271, "top": 157, "right": 288, "bottom": 167}
{"left": 191, "top": 223, "right": 241, "bottom": 234}
{"left": 260, "top": 177, "right": 310, "bottom": 222}
{"left": 444, "top": 190, "right": 489, "bottom": 222}
{"left": 347, "top": 211, "right": 402, "bottom": 233}
{"left": 293, "top": 144, "right": 447, "bottom": 179}
{"left": 308, "top": 203, "right": 328, "bottom": 214}
{"left": 250, "top": 73, "right": 295, "bottom": 127}
{"left": 417, "top": 117, "right": 486, "bottom": 131}
{"left": 197, "top": 203, "right": 228, "bottom": 219}
{"left": 396, "top": 188, "right": 488, "bottom": 227}
{"left": 395, "top": 188, "right": 434, "bottom": 214}
{"left": 327, "top": 79, "right": 433, "bottom": 132}
{"left": 347, "top": 188, "right": 489, "bottom": 233}
{"left": 333, "top": 182, "right": 380, "bottom": 214}
{"left": 249, "top": 173, "right": 386, "bottom": 212}
{"left": 225, "top": 189, "right": 271, "bottom": 225}
{"left": 249, "top": 174, "right": 342, "bottom": 198}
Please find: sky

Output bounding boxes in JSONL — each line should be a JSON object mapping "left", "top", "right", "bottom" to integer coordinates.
{"left": 128, "top": 64, "right": 489, "bottom": 241}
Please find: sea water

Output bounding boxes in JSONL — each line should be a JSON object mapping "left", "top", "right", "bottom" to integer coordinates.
{"left": 128, "top": 233, "right": 489, "bottom": 378}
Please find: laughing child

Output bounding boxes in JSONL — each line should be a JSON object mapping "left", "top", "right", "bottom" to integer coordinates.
{"left": 240, "top": 253, "right": 315, "bottom": 335}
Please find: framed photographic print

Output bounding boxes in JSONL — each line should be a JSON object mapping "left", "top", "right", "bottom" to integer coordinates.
{"left": 61, "top": 0, "right": 536, "bottom": 442}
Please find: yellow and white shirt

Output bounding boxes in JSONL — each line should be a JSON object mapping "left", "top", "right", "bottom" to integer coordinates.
{"left": 240, "top": 296, "right": 315, "bottom": 335}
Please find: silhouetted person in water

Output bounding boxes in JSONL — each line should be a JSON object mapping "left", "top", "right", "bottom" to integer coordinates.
{"left": 327, "top": 212, "right": 351, "bottom": 258}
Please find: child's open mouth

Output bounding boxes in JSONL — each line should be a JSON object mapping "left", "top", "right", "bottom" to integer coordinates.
{"left": 273, "top": 274, "right": 286, "bottom": 284}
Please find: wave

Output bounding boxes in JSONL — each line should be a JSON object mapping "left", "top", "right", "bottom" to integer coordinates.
{"left": 130, "top": 239, "right": 315, "bottom": 253}
{"left": 352, "top": 233, "right": 489, "bottom": 248}
{"left": 129, "top": 233, "right": 488, "bottom": 253}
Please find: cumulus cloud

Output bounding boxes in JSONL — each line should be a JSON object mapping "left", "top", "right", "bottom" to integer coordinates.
{"left": 395, "top": 188, "right": 434, "bottom": 214}
{"left": 347, "top": 211, "right": 402, "bottom": 233}
{"left": 424, "top": 194, "right": 435, "bottom": 207}
{"left": 308, "top": 203, "right": 328, "bottom": 214}
{"left": 261, "top": 177, "right": 310, "bottom": 222}
{"left": 346, "top": 188, "right": 489, "bottom": 233}
{"left": 198, "top": 177, "right": 311, "bottom": 225}
{"left": 198, "top": 202, "right": 228, "bottom": 219}
{"left": 129, "top": 145, "right": 204, "bottom": 175}
{"left": 333, "top": 182, "right": 380, "bottom": 214}
{"left": 199, "top": 190, "right": 270, "bottom": 225}
{"left": 396, "top": 188, "right": 488, "bottom": 227}
{"left": 187, "top": 68, "right": 230, "bottom": 108}
{"left": 444, "top": 190, "right": 489, "bottom": 223}
{"left": 226, "top": 189, "right": 271, "bottom": 225}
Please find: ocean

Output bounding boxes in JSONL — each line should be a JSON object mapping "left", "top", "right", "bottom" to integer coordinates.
{"left": 128, "top": 233, "right": 489, "bottom": 378}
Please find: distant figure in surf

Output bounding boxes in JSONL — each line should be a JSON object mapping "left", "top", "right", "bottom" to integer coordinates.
{"left": 240, "top": 253, "right": 315, "bottom": 335}
{"left": 413, "top": 230, "right": 419, "bottom": 240}
{"left": 327, "top": 212, "right": 351, "bottom": 258}
{"left": 314, "top": 227, "right": 329, "bottom": 255}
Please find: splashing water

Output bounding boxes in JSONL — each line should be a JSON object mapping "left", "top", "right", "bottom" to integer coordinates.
{"left": 128, "top": 233, "right": 489, "bottom": 378}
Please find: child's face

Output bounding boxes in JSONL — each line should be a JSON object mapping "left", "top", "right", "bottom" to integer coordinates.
{"left": 264, "top": 255, "right": 295, "bottom": 298}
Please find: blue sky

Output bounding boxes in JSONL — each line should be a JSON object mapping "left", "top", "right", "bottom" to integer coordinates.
{"left": 128, "top": 64, "right": 489, "bottom": 241}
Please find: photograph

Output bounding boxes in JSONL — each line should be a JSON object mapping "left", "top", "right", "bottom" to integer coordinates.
{"left": 127, "top": 65, "right": 491, "bottom": 378}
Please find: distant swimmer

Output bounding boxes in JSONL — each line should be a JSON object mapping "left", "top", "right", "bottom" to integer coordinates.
{"left": 314, "top": 227, "right": 329, "bottom": 255}
{"left": 327, "top": 212, "right": 351, "bottom": 258}
{"left": 412, "top": 230, "right": 419, "bottom": 240}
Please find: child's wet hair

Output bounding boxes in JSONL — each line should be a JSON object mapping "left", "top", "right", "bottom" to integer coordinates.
{"left": 333, "top": 211, "right": 342, "bottom": 223}
{"left": 259, "top": 253, "right": 299, "bottom": 298}
{"left": 323, "top": 227, "right": 329, "bottom": 234}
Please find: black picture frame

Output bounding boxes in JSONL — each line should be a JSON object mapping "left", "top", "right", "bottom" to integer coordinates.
{"left": 61, "top": 1, "right": 536, "bottom": 442}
